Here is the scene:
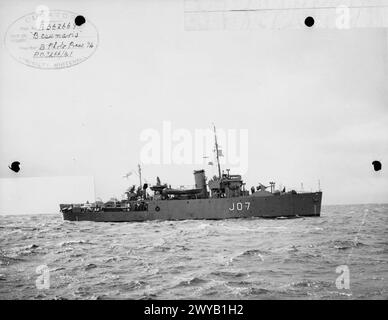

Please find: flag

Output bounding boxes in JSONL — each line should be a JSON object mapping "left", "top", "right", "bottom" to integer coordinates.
{"left": 217, "top": 149, "right": 224, "bottom": 157}
{"left": 123, "top": 172, "right": 132, "bottom": 178}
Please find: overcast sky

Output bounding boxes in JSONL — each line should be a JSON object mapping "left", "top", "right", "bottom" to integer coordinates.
{"left": 0, "top": 0, "right": 387, "bottom": 214}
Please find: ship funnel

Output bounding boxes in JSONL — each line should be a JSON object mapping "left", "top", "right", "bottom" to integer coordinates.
{"left": 193, "top": 169, "right": 208, "bottom": 198}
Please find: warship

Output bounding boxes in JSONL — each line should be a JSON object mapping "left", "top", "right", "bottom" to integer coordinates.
{"left": 60, "top": 126, "right": 322, "bottom": 222}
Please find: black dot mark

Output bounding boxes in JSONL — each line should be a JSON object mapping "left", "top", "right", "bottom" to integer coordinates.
{"left": 9, "top": 161, "right": 20, "bottom": 173}
{"left": 372, "top": 160, "right": 382, "bottom": 172}
{"left": 75, "top": 15, "right": 86, "bottom": 26}
{"left": 305, "top": 16, "right": 315, "bottom": 27}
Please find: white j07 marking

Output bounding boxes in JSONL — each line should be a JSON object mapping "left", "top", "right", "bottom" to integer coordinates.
{"left": 229, "top": 202, "right": 250, "bottom": 211}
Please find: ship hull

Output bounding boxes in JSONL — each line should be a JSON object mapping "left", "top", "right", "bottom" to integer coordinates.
{"left": 61, "top": 192, "right": 322, "bottom": 222}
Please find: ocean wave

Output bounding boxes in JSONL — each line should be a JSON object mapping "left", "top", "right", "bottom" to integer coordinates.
{"left": 58, "top": 239, "right": 92, "bottom": 247}
{"left": 240, "top": 249, "right": 267, "bottom": 256}
{"left": 289, "top": 279, "right": 332, "bottom": 289}
{"left": 222, "top": 282, "right": 270, "bottom": 297}
{"left": 0, "top": 203, "right": 387, "bottom": 299}
{"left": 332, "top": 240, "right": 367, "bottom": 250}
{"left": 175, "top": 277, "right": 208, "bottom": 287}
{"left": 0, "top": 255, "right": 24, "bottom": 266}
{"left": 210, "top": 270, "right": 248, "bottom": 278}
{"left": 84, "top": 263, "right": 98, "bottom": 270}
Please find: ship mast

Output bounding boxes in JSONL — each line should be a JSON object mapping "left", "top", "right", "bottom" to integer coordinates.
{"left": 138, "top": 164, "right": 143, "bottom": 199}
{"left": 138, "top": 164, "right": 142, "bottom": 188}
{"left": 213, "top": 124, "right": 222, "bottom": 179}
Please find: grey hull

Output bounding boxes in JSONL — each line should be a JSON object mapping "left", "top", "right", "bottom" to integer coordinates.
{"left": 62, "top": 192, "right": 322, "bottom": 222}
